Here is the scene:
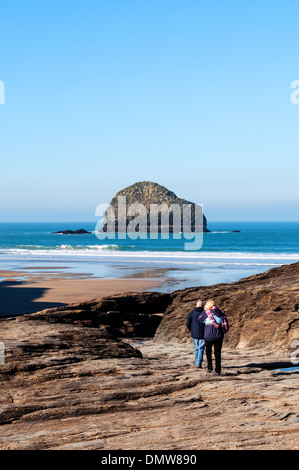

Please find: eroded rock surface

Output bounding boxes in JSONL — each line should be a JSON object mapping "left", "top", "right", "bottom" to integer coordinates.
{"left": 156, "top": 261, "right": 299, "bottom": 350}
{"left": 0, "top": 263, "right": 299, "bottom": 450}
{"left": 0, "top": 339, "right": 298, "bottom": 450}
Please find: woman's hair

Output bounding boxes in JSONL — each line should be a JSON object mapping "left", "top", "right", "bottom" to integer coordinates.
{"left": 204, "top": 299, "right": 215, "bottom": 311}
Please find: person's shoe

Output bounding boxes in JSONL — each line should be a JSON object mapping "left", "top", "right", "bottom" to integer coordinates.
{"left": 197, "top": 364, "right": 203, "bottom": 369}
{"left": 206, "top": 369, "right": 212, "bottom": 373}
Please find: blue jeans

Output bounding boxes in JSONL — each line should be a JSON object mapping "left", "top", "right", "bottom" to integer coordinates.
{"left": 192, "top": 338, "right": 205, "bottom": 367}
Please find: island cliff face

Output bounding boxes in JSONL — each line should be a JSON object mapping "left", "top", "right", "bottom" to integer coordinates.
{"left": 1, "top": 262, "right": 299, "bottom": 450}
{"left": 102, "top": 181, "right": 209, "bottom": 233}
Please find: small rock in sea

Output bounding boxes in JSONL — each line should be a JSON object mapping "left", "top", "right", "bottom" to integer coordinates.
{"left": 51, "top": 229, "right": 91, "bottom": 235}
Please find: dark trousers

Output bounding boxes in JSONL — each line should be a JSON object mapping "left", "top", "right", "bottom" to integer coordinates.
{"left": 205, "top": 339, "right": 223, "bottom": 374}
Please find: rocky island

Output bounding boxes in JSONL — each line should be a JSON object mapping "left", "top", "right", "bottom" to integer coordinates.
{"left": 101, "top": 181, "right": 210, "bottom": 233}
{"left": 0, "top": 261, "right": 299, "bottom": 450}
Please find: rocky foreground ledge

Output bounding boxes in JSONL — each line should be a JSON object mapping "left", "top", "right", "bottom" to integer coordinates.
{"left": 0, "top": 263, "right": 299, "bottom": 450}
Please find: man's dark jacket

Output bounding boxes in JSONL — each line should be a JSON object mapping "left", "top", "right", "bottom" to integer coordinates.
{"left": 186, "top": 307, "right": 205, "bottom": 339}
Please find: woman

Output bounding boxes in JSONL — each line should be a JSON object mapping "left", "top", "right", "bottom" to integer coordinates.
{"left": 198, "top": 299, "right": 229, "bottom": 375}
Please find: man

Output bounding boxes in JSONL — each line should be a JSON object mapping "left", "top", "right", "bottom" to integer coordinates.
{"left": 186, "top": 300, "right": 205, "bottom": 369}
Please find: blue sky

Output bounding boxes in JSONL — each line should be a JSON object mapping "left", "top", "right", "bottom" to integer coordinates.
{"left": 0, "top": 0, "right": 299, "bottom": 222}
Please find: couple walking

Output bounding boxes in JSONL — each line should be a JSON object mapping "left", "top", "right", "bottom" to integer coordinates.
{"left": 186, "top": 299, "right": 229, "bottom": 375}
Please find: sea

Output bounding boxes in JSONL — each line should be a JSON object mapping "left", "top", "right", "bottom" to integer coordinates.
{"left": 0, "top": 221, "right": 298, "bottom": 292}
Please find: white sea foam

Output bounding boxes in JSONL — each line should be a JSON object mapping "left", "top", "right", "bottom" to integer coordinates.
{"left": 0, "top": 245, "right": 298, "bottom": 267}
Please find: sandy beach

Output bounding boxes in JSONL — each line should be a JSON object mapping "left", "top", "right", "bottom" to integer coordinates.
{"left": 0, "top": 267, "right": 163, "bottom": 317}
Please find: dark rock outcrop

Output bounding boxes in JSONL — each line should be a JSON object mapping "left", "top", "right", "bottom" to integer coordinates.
{"left": 25, "top": 291, "right": 172, "bottom": 338}
{"left": 51, "top": 229, "right": 91, "bottom": 235}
